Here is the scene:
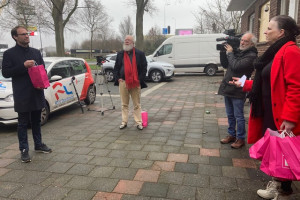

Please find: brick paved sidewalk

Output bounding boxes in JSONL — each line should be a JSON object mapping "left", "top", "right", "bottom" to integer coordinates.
{"left": 0, "top": 75, "right": 299, "bottom": 200}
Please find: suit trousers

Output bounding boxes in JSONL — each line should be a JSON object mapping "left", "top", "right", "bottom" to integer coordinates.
{"left": 17, "top": 110, "right": 43, "bottom": 151}
{"left": 119, "top": 81, "right": 142, "bottom": 125}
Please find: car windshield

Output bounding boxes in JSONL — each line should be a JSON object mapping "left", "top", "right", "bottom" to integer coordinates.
{"left": 0, "top": 70, "right": 11, "bottom": 81}
{"left": 44, "top": 61, "right": 52, "bottom": 69}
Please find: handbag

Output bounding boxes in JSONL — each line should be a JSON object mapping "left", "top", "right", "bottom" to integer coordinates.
{"left": 278, "top": 133, "right": 300, "bottom": 180}
{"left": 141, "top": 111, "right": 148, "bottom": 127}
{"left": 28, "top": 63, "right": 50, "bottom": 89}
{"left": 260, "top": 130, "right": 298, "bottom": 180}
{"left": 249, "top": 128, "right": 272, "bottom": 160}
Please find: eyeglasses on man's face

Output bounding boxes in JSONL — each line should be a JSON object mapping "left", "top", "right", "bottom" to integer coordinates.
{"left": 17, "top": 33, "right": 30, "bottom": 36}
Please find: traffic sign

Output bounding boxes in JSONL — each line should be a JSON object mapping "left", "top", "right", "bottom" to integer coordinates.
{"left": 162, "top": 28, "right": 168, "bottom": 35}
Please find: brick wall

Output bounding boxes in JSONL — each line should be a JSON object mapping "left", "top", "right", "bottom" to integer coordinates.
{"left": 241, "top": 0, "right": 300, "bottom": 54}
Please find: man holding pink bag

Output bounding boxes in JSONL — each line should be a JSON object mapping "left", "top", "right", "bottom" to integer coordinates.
{"left": 2, "top": 26, "right": 52, "bottom": 163}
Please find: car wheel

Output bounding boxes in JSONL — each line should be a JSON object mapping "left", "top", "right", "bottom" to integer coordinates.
{"left": 150, "top": 70, "right": 163, "bottom": 82}
{"left": 41, "top": 103, "right": 49, "bottom": 126}
{"left": 205, "top": 64, "right": 217, "bottom": 76}
{"left": 84, "top": 85, "right": 96, "bottom": 105}
{"left": 105, "top": 69, "right": 114, "bottom": 82}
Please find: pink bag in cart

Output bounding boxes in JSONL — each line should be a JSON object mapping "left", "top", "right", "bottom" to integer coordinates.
{"left": 141, "top": 111, "right": 148, "bottom": 127}
{"left": 28, "top": 64, "right": 50, "bottom": 89}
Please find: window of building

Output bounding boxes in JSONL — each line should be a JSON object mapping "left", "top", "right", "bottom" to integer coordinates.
{"left": 249, "top": 13, "right": 255, "bottom": 33}
{"left": 281, "top": 0, "right": 299, "bottom": 22}
{"left": 259, "top": 1, "right": 270, "bottom": 42}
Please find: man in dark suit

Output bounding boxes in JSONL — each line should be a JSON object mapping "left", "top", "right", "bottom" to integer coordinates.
{"left": 2, "top": 26, "right": 52, "bottom": 163}
{"left": 114, "top": 35, "right": 147, "bottom": 130}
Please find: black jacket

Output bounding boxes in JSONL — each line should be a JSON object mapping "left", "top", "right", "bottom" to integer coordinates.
{"left": 113, "top": 48, "right": 148, "bottom": 89}
{"left": 2, "top": 44, "right": 45, "bottom": 112}
{"left": 218, "top": 46, "right": 258, "bottom": 99}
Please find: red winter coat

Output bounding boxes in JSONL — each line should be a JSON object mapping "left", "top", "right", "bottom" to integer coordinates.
{"left": 243, "top": 41, "right": 300, "bottom": 144}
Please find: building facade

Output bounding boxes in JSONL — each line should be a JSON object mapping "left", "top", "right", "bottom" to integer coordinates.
{"left": 228, "top": 0, "right": 300, "bottom": 54}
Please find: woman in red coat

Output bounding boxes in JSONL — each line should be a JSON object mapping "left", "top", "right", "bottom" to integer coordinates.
{"left": 232, "top": 15, "right": 300, "bottom": 199}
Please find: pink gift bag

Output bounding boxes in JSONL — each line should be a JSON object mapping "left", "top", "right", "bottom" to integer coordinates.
{"left": 249, "top": 128, "right": 271, "bottom": 160}
{"left": 278, "top": 135, "right": 300, "bottom": 180}
{"left": 28, "top": 64, "right": 50, "bottom": 89}
{"left": 141, "top": 111, "right": 148, "bottom": 128}
{"left": 260, "top": 134, "right": 297, "bottom": 180}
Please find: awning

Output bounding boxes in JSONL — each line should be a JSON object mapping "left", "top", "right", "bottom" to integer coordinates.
{"left": 227, "top": 0, "right": 256, "bottom": 11}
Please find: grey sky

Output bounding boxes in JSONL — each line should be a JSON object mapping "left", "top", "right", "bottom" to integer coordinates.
{"left": 0, "top": 0, "right": 200, "bottom": 49}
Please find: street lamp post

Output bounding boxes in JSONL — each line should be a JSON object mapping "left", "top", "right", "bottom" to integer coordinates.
{"left": 164, "top": 2, "right": 170, "bottom": 28}
{"left": 172, "top": 17, "right": 176, "bottom": 35}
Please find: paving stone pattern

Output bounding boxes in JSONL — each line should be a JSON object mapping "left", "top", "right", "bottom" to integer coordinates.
{"left": 0, "top": 75, "right": 299, "bottom": 200}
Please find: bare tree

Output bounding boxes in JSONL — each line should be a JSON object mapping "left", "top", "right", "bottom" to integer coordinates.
{"left": 0, "top": 0, "right": 37, "bottom": 30}
{"left": 119, "top": 15, "right": 134, "bottom": 40}
{"left": 194, "top": 0, "right": 242, "bottom": 34}
{"left": 128, "top": 0, "right": 156, "bottom": 50}
{"left": 76, "top": 0, "right": 111, "bottom": 58}
{"left": 0, "top": 0, "right": 10, "bottom": 9}
{"left": 37, "top": 0, "right": 78, "bottom": 56}
{"left": 144, "top": 25, "right": 166, "bottom": 55}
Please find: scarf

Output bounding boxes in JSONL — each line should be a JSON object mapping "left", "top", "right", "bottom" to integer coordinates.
{"left": 249, "top": 36, "right": 295, "bottom": 117}
{"left": 123, "top": 48, "right": 140, "bottom": 89}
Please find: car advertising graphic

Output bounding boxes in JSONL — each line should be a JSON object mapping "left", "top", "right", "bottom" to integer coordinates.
{"left": 52, "top": 82, "right": 74, "bottom": 105}
{"left": 0, "top": 81, "right": 7, "bottom": 92}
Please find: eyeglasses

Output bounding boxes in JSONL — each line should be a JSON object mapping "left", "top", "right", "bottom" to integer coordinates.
{"left": 241, "top": 39, "right": 250, "bottom": 43}
{"left": 17, "top": 33, "right": 29, "bottom": 36}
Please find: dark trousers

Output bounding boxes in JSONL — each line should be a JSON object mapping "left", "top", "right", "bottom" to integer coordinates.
{"left": 17, "top": 110, "right": 42, "bottom": 151}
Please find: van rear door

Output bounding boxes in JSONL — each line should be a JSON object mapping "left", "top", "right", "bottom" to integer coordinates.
{"left": 153, "top": 43, "right": 175, "bottom": 64}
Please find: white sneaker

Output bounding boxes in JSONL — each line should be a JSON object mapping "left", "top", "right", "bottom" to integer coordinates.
{"left": 257, "top": 180, "right": 281, "bottom": 199}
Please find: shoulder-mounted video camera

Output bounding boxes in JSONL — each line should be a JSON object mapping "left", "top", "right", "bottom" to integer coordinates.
{"left": 216, "top": 29, "right": 242, "bottom": 68}
{"left": 216, "top": 29, "right": 241, "bottom": 52}
{"left": 95, "top": 56, "right": 110, "bottom": 66}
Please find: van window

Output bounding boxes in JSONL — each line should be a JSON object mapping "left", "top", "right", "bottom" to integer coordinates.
{"left": 158, "top": 44, "right": 172, "bottom": 56}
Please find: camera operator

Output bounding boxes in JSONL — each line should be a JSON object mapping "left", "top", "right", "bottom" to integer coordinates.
{"left": 218, "top": 32, "right": 258, "bottom": 149}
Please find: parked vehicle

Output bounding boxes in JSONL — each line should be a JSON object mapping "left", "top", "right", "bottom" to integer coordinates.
{"left": 102, "top": 54, "right": 175, "bottom": 82}
{"left": 0, "top": 57, "right": 96, "bottom": 125}
{"left": 148, "top": 34, "right": 226, "bottom": 76}
{"left": 0, "top": 48, "right": 8, "bottom": 69}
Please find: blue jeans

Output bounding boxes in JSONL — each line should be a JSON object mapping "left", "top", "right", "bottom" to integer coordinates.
{"left": 224, "top": 96, "right": 246, "bottom": 140}
{"left": 17, "top": 110, "right": 42, "bottom": 151}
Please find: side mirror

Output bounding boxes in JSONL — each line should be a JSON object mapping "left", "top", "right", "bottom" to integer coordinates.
{"left": 154, "top": 52, "right": 159, "bottom": 57}
{"left": 50, "top": 75, "right": 62, "bottom": 82}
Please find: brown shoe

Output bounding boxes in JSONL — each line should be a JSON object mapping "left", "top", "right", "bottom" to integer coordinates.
{"left": 231, "top": 139, "right": 245, "bottom": 149}
{"left": 220, "top": 135, "right": 236, "bottom": 144}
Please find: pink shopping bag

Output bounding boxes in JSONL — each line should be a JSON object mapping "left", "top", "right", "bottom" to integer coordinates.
{"left": 260, "top": 134, "right": 297, "bottom": 180}
{"left": 249, "top": 128, "right": 272, "bottom": 160}
{"left": 141, "top": 111, "right": 148, "bottom": 128}
{"left": 278, "top": 135, "right": 300, "bottom": 180}
{"left": 28, "top": 64, "right": 50, "bottom": 89}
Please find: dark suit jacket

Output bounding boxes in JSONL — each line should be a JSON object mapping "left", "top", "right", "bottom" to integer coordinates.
{"left": 113, "top": 48, "right": 148, "bottom": 89}
{"left": 2, "top": 44, "right": 45, "bottom": 112}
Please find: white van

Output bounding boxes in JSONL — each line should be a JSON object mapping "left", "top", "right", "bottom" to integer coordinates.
{"left": 149, "top": 34, "right": 226, "bottom": 76}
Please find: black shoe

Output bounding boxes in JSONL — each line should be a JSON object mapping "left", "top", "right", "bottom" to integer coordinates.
{"left": 35, "top": 143, "right": 52, "bottom": 153}
{"left": 21, "top": 149, "right": 31, "bottom": 163}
